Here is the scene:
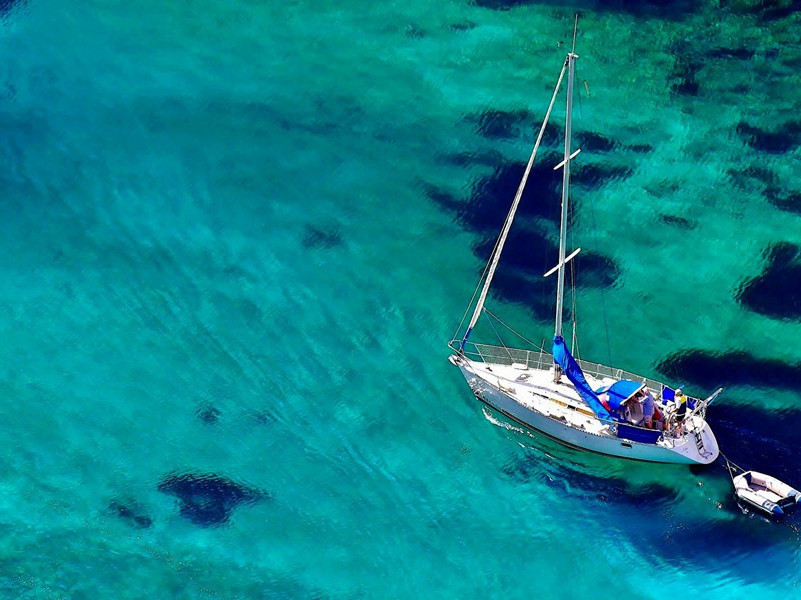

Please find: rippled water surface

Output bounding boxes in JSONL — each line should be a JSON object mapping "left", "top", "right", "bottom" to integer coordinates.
{"left": 2, "top": 0, "right": 801, "bottom": 597}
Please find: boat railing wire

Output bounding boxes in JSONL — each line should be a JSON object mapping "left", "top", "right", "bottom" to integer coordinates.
{"left": 450, "top": 340, "right": 666, "bottom": 392}
{"left": 450, "top": 340, "right": 550, "bottom": 370}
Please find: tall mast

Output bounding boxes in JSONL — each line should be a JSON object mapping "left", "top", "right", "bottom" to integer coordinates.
{"left": 553, "top": 18, "right": 578, "bottom": 381}
{"left": 554, "top": 48, "right": 578, "bottom": 342}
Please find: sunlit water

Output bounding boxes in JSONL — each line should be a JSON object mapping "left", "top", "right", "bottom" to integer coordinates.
{"left": 2, "top": 0, "right": 801, "bottom": 597}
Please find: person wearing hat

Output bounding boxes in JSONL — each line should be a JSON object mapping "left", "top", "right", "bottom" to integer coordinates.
{"left": 674, "top": 388, "right": 688, "bottom": 434}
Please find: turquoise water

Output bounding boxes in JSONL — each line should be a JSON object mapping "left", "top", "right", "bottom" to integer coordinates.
{"left": 2, "top": 0, "right": 801, "bottom": 597}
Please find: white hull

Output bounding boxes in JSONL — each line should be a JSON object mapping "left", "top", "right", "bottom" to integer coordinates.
{"left": 451, "top": 355, "right": 719, "bottom": 465}
{"left": 733, "top": 471, "right": 801, "bottom": 516}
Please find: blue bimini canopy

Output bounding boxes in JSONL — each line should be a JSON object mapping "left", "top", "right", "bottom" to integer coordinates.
{"left": 552, "top": 336, "right": 612, "bottom": 421}
{"left": 596, "top": 380, "right": 645, "bottom": 412}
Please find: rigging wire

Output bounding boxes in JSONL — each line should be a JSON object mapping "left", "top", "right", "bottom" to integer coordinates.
{"left": 483, "top": 307, "right": 544, "bottom": 351}
{"left": 720, "top": 453, "right": 746, "bottom": 489}
{"left": 588, "top": 190, "right": 613, "bottom": 365}
{"left": 574, "top": 57, "right": 612, "bottom": 365}
{"left": 570, "top": 256, "right": 580, "bottom": 360}
{"left": 484, "top": 309, "right": 514, "bottom": 361}
{"left": 452, "top": 240, "right": 498, "bottom": 342}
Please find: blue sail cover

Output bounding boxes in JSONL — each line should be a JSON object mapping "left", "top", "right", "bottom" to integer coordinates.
{"left": 552, "top": 336, "right": 612, "bottom": 421}
{"left": 596, "top": 380, "right": 645, "bottom": 411}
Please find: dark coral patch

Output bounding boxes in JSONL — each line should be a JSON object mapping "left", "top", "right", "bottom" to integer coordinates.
{"left": 766, "top": 187, "right": 801, "bottom": 214}
{"left": 474, "top": 109, "right": 530, "bottom": 139}
{"left": 737, "top": 242, "right": 801, "bottom": 320}
{"left": 473, "top": 228, "right": 618, "bottom": 290}
{"left": 404, "top": 24, "right": 425, "bottom": 39}
{"left": 668, "top": 52, "right": 701, "bottom": 96}
{"left": 108, "top": 500, "right": 152, "bottom": 529}
{"left": 471, "top": 229, "right": 617, "bottom": 320}
{"left": 440, "top": 149, "right": 506, "bottom": 168}
{"left": 472, "top": 228, "right": 554, "bottom": 272}
{"left": 247, "top": 409, "right": 276, "bottom": 425}
{"left": 465, "top": 109, "right": 560, "bottom": 143}
{"left": 302, "top": 225, "right": 343, "bottom": 249}
{"left": 708, "top": 47, "right": 755, "bottom": 60}
{"left": 721, "top": 0, "right": 801, "bottom": 22}
{"left": 464, "top": 158, "right": 632, "bottom": 222}
{"left": 472, "top": 228, "right": 620, "bottom": 289}
{"left": 758, "top": 2, "right": 801, "bottom": 21}
{"left": 236, "top": 297, "right": 263, "bottom": 324}
{"left": 736, "top": 121, "right": 801, "bottom": 154}
{"left": 727, "top": 165, "right": 776, "bottom": 190}
{"left": 428, "top": 130, "right": 626, "bottom": 314}
{"left": 466, "top": 110, "right": 636, "bottom": 158}
{"left": 572, "top": 251, "right": 620, "bottom": 288}
{"left": 471, "top": 230, "right": 556, "bottom": 321}
{"left": 572, "top": 162, "right": 633, "bottom": 188}
{"left": 473, "top": 0, "right": 695, "bottom": 17}
{"left": 0, "top": 0, "right": 22, "bottom": 15}
{"left": 424, "top": 184, "right": 462, "bottom": 214}
{"left": 158, "top": 472, "right": 268, "bottom": 527}
{"left": 448, "top": 21, "right": 476, "bottom": 32}
{"left": 575, "top": 131, "right": 616, "bottom": 153}
{"left": 471, "top": 0, "right": 528, "bottom": 10}
{"left": 196, "top": 403, "right": 221, "bottom": 424}
{"left": 657, "top": 348, "right": 801, "bottom": 392}
{"left": 427, "top": 152, "right": 622, "bottom": 314}
{"left": 659, "top": 214, "right": 696, "bottom": 230}
{"left": 460, "top": 157, "right": 564, "bottom": 231}
{"left": 598, "top": 0, "right": 697, "bottom": 17}
{"left": 490, "top": 270, "right": 555, "bottom": 321}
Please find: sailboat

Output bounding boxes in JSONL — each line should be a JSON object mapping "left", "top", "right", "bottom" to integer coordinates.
{"left": 448, "top": 31, "right": 721, "bottom": 465}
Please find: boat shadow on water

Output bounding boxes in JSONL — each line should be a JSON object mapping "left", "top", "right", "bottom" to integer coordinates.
{"left": 486, "top": 405, "right": 801, "bottom": 583}
{"left": 712, "top": 403, "right": 801, "bottom": 484}
{"left": 491, "top": 407, "right": 685, "bottom": 509}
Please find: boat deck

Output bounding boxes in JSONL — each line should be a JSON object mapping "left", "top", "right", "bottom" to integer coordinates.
{"left": 463, "top": 356, "right": 698, "bottom": 446}
{"left": 467, "top": 360, "right": 615, "bottom": 436}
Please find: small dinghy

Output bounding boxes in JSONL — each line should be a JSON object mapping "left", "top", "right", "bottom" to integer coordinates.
{"left": 732, "top": 471, "right": 801, "bottom": 517}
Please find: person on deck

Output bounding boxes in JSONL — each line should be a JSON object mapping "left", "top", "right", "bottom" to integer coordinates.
{"left": 641, "top": 387, "right": 656, "bottom": 429}
{"left": 674, "top": 388, "right": 688, "bottom": 434}
{"left": 624, "top": 396, "right": 644, "bottom": 425}
{"left": 652, "top": 403, "right": 665, "bottom": 431}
